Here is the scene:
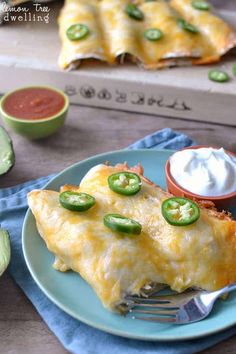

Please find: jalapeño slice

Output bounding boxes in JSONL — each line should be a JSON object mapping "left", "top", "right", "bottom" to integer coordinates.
{"left": 208, "top": 70, "right": 229, "bottom": 83}
{"left": 191, "top": 0, "right": 210, "bottom": 10}
{"left": 66, "top": 24, "right": 90, "bottom": 41}
{"left": 177, "top": 19, "right": 199, "bottom": 33}
{"left": 233, "top": 63, "right": 236, "bottom": 77}
{"left": 104, "top": 214, "right": 142, "bottom": 235}
{"left": 161, "top": 197, "right": 200, "bottom": 226}
{"left": 125, "top": 3, "right": 144, "bottom": 21}
{"left": 144, "top": 28, "right": 163, "bottom": 41}
{"left": 108, "top": 172, "right": 142, "bottom": 196}
{"left": 59, "top": 191, "right": 95, "bottom": 211}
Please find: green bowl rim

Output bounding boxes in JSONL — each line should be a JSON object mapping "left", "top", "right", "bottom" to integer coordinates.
{"left": 0, "top": 85, "right": 69, "bottom": 124}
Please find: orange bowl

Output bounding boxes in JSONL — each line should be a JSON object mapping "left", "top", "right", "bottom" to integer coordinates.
{"left": 165, "top": 145, "right": 236, "bottom": 210}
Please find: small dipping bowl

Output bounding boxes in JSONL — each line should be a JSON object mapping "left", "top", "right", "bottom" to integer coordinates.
{"left": 165, "top": 145, "right": 236, "bottom": 210}
{"left": 0, "top": 86, "right": 69, "bottom": 139}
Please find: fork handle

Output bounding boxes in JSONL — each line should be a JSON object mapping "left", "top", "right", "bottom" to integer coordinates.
{"left": 212, "top": 282, "right": 236, "bottom": 299}
{"left": 220, "top": 282, "right": 236, "bottom": 294}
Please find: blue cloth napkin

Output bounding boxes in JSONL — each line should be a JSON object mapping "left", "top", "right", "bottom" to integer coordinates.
{"left": 0, "top": 128, "right": 235, "bottom": 354}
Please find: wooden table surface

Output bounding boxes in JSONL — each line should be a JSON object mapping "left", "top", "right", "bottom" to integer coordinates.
{"left": 1, "top": 0, "right": 236, "bottom": 353}
{"left": 1, "top": 105, "right": 236, "bottom": 354}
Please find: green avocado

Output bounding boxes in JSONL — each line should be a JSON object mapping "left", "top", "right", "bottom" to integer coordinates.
{"left": 0, "top": 126, "right": 15, "bottom": 176}
{"left": 0, "top": 228, "right": 11, "bottom": 276}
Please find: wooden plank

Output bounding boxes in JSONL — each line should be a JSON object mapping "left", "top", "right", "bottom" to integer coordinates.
{"left": 1, "top": 103, "right": 236, "bottom": 187}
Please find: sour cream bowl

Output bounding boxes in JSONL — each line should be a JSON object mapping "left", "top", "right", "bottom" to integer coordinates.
{"left": 165, "top": 146, "right": 236, "bottom": 210}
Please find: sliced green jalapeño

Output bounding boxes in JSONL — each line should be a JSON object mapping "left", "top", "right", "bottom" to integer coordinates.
{"left": 233, "top": 63, "right": 236, "bottom": 77}
{"left": 177, "top": 19, "right": 199, "bottom": 33}
{"left": 59, "top": 191, "right": 95, "bottom": 211}
{"left": 104, "top": 214, "right": 142, "bottom": 235}
{"left": 144, "top": 28, "right": 163, "bottom": 41}
{"left": 161, "top": 197, "right": 200, "bottom": 226}
{"left": 191, "top": 0, "right": 210, "bottom": 10}
{"left": 125, "top": 3, "right": 144, "bottom": 21}
{"left": 208, "top": 70, "right": 229, "bottom": 83}
{"left": 66, "top": 24, "right": 90, "bottom": 41}
{"left": 108, "top": 172, "right": 142, "bottom": 196}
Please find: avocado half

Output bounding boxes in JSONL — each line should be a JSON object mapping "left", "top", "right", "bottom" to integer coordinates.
{"left": 0, "top": 126, "right": 15, "bottom": 176}
{"left": 0, "top": 228, "right": 11, "bottom": 276}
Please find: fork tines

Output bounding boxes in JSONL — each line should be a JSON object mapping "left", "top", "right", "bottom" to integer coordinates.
{"left": 126, "top": 294, "right": 178, "bottom": 323}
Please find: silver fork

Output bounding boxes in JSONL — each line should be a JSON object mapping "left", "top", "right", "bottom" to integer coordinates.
{"left": 125, "top": 283, "right": 236, "bottom": 324}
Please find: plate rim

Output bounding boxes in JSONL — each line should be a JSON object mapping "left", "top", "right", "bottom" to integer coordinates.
{"left": 22, "top": 148, "right": 236, "bottom": 341}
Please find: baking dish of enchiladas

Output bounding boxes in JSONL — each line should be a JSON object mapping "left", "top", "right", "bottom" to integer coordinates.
{"left": 58, "top": 0, "right": 236, "bottom": 70}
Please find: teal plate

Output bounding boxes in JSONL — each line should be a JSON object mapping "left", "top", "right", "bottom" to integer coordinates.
{"left": 22, "top": 149, "right": 236, "bottom": 341}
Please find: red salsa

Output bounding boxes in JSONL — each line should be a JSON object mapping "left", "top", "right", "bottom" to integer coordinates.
{"left": 3, "top": 87, "right": 65, "bottom": 120}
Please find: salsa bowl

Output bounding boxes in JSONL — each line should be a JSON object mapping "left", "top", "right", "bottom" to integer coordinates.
{"left": 0, "top": 86, "right": 69, "bottom": 139}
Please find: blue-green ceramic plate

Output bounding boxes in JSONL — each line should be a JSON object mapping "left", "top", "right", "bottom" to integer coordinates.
{"left": 22, "top": 149, "right": 236, "bottom": 341}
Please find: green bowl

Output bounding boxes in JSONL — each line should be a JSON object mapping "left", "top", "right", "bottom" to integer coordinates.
{"left": 0, "top": 86, "right": 69, "bottom": 140}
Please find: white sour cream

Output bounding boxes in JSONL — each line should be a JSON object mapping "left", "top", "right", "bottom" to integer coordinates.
{"left": 169, "top": 147, "right": 236, "bottom": 197}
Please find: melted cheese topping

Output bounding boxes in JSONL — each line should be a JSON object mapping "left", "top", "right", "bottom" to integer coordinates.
{"left": 58, "top": 0, "right": 109, "bottom": 69}
{"left": 28, "top": 164, "right": 236, "bottom": 311}
{"left": 171, "top": 0, "right": 236, "bottom": 62}
{"left": 58, "top": 0, "right": 236, "bottom": 69}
